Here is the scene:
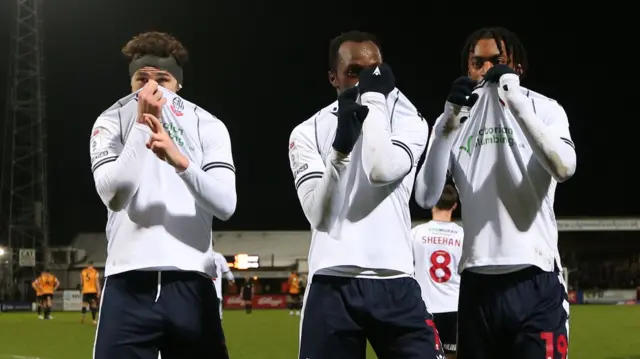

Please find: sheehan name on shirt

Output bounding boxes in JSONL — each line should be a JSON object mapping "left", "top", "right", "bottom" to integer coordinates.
{"left": 420, "top": 236, "right": 461, "bottom": 247}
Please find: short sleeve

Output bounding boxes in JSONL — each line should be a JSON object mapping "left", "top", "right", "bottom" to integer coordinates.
{"left": 288, "top": 122, "right": 325, "bottom": 192}
{"left": 389, "top": 94, "right": 429, "bottom": 168}
{"left": 540, "top": 100, "right": 575, "bottom": 151}
{"left": 90, "top": 111, "right": 124, "bottom": 173}
{"left": 199, "top": 114, "right": 235, "bottom": 174}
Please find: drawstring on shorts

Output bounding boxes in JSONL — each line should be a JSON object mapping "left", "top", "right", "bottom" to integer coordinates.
{"left": 155, "top": 272, "right": 162, "bottom": 302}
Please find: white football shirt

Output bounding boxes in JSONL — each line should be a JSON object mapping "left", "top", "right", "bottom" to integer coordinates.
{"left": 412, "top": 220, "right": 463, "bottom": 314}
{"left": 426, "top": 84, "right": 574, "bottom": 273}
{"left": 213, "top": 251, "right": 234, "bottom": 299}
{"left": 90, "top": 87, "right": 236, "bottom": 277}
{"left": 289, "top": 89, "right": 429, "bottom": 278}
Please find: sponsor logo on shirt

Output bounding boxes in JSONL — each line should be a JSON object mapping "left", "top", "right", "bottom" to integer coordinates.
{"left": 162, "top": 122, "right": 185, "bottom": 147}
{"left": 293, "top": 163, "right": 308, "bottom": 177}
{"left": 91, "top": 151, "right": 108, "bottom": 162}
{"left": 458, "top": 126, "right": 524, "bottom": 155}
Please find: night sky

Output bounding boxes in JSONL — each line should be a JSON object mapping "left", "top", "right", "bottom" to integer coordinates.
{"left": 0, "top": 1, "right": 635, "bottom": 244}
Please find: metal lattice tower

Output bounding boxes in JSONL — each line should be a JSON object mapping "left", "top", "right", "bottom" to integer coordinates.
{"left": 0, "top": 0, "right": 48, "bottom": 296}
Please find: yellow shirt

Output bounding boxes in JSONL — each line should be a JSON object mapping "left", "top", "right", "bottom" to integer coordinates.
{"left": 32, "top": 280, "right": 43, "bottom": 296}
{"left": 288, "top": 274, "right": 300, "bottom": 295}
{"left": 38, "top": 273, "right": 57, "bottom": 295}
{"left": 81, "top": 267, "right": 99, "bottom": 294}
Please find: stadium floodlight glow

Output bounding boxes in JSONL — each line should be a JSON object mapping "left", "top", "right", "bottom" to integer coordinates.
{"left": 0, "top": 247, "right": 5, "bottom": 257}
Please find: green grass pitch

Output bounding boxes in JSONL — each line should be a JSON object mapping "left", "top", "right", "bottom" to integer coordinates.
{"left": 0, "top": 306, "right": 639, "bottom": 359}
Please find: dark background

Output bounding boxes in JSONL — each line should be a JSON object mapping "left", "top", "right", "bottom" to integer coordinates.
{"left": 0, "top": 1, "right": 635, "bottom": 244}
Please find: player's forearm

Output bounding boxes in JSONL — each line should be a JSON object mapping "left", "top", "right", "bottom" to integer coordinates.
{"left": 178, "top": 163, "right": 237, "bottom": 221}
{"left": 93, "top": 124, "right": 151, "bottom": 212}
{"left": 360, "top": 93, "right": 412, "bottom": 186}
{"left": 297, "top": 150, "right": 348, "bottom": 231}
{"left": 415, "top": 113, "right": 457, "bottom": 209}
{"left": 224, "top": 271, "right": 235, "bottom": 281}
{"left": 501, "top": 76, "right": 576, "bottom": 182}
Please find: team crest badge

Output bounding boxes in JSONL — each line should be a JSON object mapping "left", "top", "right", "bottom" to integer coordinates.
{"left": 170, "top": 97, "right": 184, "bottom": 116}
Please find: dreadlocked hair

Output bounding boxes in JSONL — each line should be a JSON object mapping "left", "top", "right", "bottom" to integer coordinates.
{"left": 461, "top": 27, "right": 528, "bottom": 77}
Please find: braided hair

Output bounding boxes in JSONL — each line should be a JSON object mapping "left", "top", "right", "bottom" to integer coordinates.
{"left": 461, "top": 27, "right": 528, "bottom": 77}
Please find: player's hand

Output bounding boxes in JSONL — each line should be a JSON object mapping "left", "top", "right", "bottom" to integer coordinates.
{"left": 358, "top": 63, "right": 395, "bottom": 97}
{"left": 440, "top": 77, "right": 478, "bottom": 136}
{"left": 142, "top": 113, "right": 189, "bottom": 171}
{"left": 137, "top": 80, "right": 166, "bottom": 124}
{"left": 483, "top": 64, "right": 517, "bottom": 83}
{"left": 447, "top": 77, "right": 478, "bottom": 108}
{"left": 333, "top": 86, "right": 369, "bottom": 155}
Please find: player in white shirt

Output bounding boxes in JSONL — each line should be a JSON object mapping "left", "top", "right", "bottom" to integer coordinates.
{"left": 213, "top": 251, "right": 235, "bottom": 319}
{"left": 289, "top": 31, "right": 443, "bottom": 359}
{"left": 90, "top": 32, "right": 233, "bottom": 359}
{"left": 415, "top": 27, "right": 575, "bottom": 359}
{"left": 412, "top": 185, "right": 463, "bottom": 359}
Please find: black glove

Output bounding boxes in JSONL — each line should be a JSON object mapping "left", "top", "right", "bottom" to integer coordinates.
{"left": 447, "top": 77, "right": 478, "bottom": 107}
{"left": 484, "top": 64, "right": 517, "bottom": 83}
{"left": 332, "top": 86, "right": 369, "bottom": 154}
{"left": 358, "top": 63, "right": 395, "bottom": 97}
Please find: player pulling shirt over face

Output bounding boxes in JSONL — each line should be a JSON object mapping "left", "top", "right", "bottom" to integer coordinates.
{"left": 90, "top": 31, "right": 232, "bottom": 359}
{"left": 290, "top": 31, "right": 443, "bottom": 359}
{"left": 415, "top": 27, "right": 575, "bottom": 359}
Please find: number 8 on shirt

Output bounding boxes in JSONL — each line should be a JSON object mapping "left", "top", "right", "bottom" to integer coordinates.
{"left": 412, "top": 186, "right": 464, "bottom": 356}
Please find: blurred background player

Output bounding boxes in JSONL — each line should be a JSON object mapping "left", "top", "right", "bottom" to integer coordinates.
{"left": 89, "top": 31, "right": 235, "bottom": 359}
{"left": 287, "top": 271, "right": 301, "bottom": 316}
{"left": 289, "top": 31, "right": 443, "bottom": 359}
{"left": 80, "top": 260, "right": 101, "bottom": 324}
{"left": 35, "top": 269, "right": 59, "bottom": 320}
{"left": 31, "top": 277, "right": 44, "bottom": 319}
{"left": 415, "top": 27, "right": 575, "bottom": 359}
{"left": 240, "top": 276, "right": 254, "bottom": 314}
{"left": 213, "top": 250, "right": 234, "bottom": 320}
{"left": 412, "top": 184, "right": 464, "bottom": 359}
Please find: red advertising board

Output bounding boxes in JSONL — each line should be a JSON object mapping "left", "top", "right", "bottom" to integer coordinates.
{"left": 223, "top": 294, "right": 287, "bottom": 309}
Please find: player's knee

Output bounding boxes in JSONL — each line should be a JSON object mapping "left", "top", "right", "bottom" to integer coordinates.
{"left": 82, "top": 306, "right": 87, "bottom": 313}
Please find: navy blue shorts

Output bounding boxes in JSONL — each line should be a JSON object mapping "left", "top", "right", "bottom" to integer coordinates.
{"left": 299, "top": 275, "right": 444, "bottom": 359}
{"left": 93, "top": 270, "right": 228, "bottom": 359}
{"left": 457, "top": 266, "right": 569, "bottom": 359}
{"left": 432, "top": 312, "right": 457, "bottom": 353}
